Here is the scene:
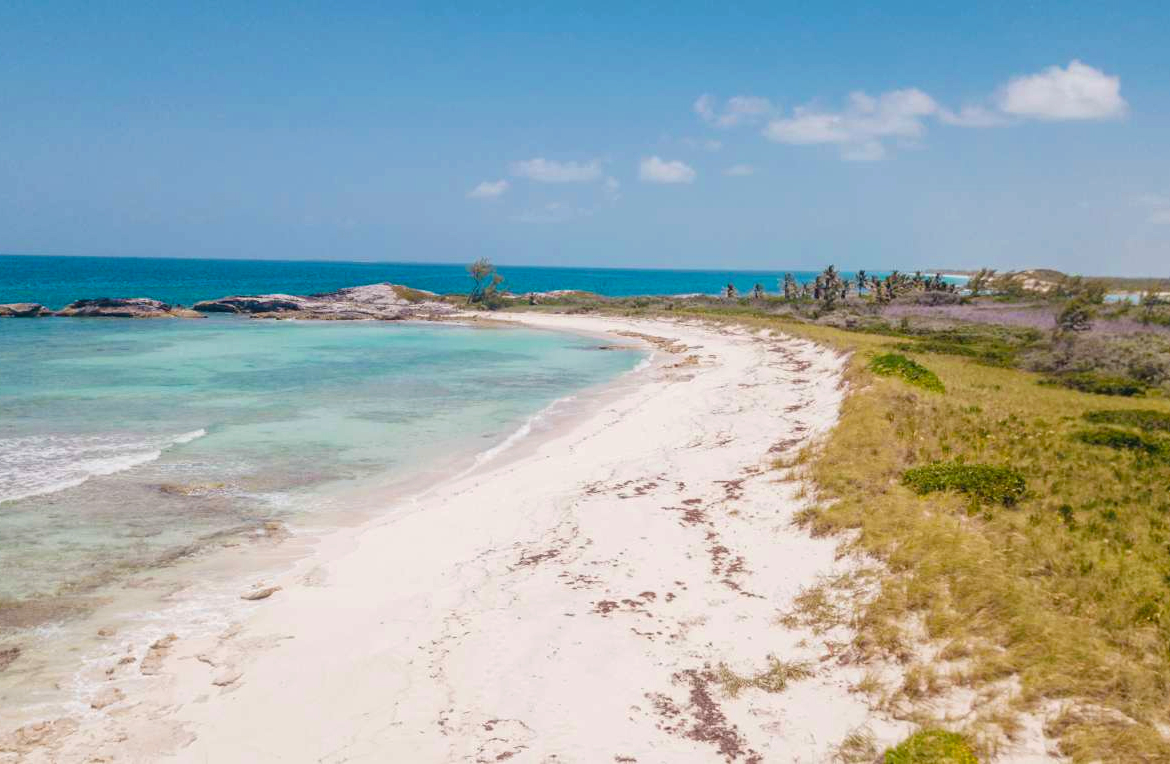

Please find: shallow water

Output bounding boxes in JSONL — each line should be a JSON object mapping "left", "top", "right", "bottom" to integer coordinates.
{"left": 0, "top": 316, "right": 642, "bottom": 608}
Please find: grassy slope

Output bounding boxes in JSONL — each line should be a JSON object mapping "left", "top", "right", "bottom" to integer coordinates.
{"left": 509, "top": 303, "right": 1170, "bottom": 761}
{"left": 793, "top": 323, "right": 1170, "bottom": 761}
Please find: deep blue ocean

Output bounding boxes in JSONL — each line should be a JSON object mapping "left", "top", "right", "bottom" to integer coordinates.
{"left": 0, "top": 254, "right": 925, "bottom": 309}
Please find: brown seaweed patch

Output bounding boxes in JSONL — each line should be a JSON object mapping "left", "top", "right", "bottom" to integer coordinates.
{"left": 517, "top": 548, "right": 560, "bottom": 567}
{"left": 650, "top": 668, "right": 762, "bottom": 763}
{"left": 0, "top": 595, "right": 100, "bottom": 631}
{"left": 0, "top": 645, "right": 20, "bottom": 671}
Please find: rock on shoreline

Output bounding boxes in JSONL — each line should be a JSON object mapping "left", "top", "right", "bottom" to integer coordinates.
{"left": 192, "top": 283, "right": 456, "bottom": 320}
{"left": 1, "top": 284, "right": 457, "bottom": 321}
{"left": 54, "top": 298, "right": 203, "bottom": 319}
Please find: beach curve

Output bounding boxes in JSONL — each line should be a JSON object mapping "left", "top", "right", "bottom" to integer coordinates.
{"left": 4, "top": 314, "right": 898, "bottom": 763}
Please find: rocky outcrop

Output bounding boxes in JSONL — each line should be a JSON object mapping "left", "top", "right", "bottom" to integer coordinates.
{"left": 0, "top": 303, "right": 51, "bottom": 317}
{"left": 53, "top": 298, "right": 203, "bottom": 319}
{"left": 193, "top": 283, "right": 455, "bottom": 321}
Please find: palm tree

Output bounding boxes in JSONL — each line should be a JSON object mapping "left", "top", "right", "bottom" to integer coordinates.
{"left": 781, "top": 273, "right": 798, "bottom": 301}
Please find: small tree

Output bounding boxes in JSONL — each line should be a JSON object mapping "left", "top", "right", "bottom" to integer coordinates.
{"left": 467, "top": 257, "right": 505, "bottom": 308}
{"left": 1056, "top": 297, "right": 1096, "bottom": 335}
{"left": 967, "top": 268, "right": 995, "bottom": 296}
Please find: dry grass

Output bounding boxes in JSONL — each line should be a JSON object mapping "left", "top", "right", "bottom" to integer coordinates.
{"left": 768, "top": 320, "right": 1170, "bottom": 761}
{"left": 715, "top": 656, "right": 815, "bottom": 698}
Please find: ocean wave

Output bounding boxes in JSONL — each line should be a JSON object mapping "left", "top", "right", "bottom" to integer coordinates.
{"left": 459, "top": 396, "right": 577, "bottom": 476}
{"left": 0, "top": 429, "right": 207, "bottom": 504}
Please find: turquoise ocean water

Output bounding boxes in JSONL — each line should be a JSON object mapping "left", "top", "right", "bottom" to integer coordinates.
{"left": 0, "top": 254, "right": 934, "bottom": 309}
{"left": 0, "top": 315, "right": 643, "bottom": 611}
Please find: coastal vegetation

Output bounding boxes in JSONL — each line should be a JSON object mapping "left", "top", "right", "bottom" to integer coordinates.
{"left": 868, "top": 353, "right": 945, "bottom": 393}
{"left": 498, "top": 265, "right": 1170, "bottom": 761}
{"left": 901, "top": 462, "right": 1027, "bottom": 507}
{"left": 715, "top": 656, "right": 814, "bottom": 697}
{"left": 466, "top": 257, "right": 505, "bottom": 309}
{"left": 883, "top": 729, "right": 979, "bottom": 764}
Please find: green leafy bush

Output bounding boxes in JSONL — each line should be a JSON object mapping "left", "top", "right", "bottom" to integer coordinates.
{"left": 870, "top": 353, "right": 945, "bottom": 393}
{"left": 1075, "top": 427, "right": 1168, "bottom": 457}
{"left": 1083, "top": 409, "right": 1170, "bottom": 432}
{"left": 902, "top": 461, "right": 1026, "bottom": 506}
{"left": 1041, "top": 372, "right": 1147, "bottom": 397}
{"left": 884, "top": 730, "right": 978, "bottom": 764}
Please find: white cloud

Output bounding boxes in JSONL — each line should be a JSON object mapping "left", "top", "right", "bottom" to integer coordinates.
{"left": 750, "top": 60, "right": 1126, "bottom": 162}
{"left": 510, "top": 158, "right": 603, "bottom": 183}
{"left": 603, "top": 176, "right": 621, "bottom": 199}
{"left": 938, "top": 105, "right": 1009, "bottom": 127}
{"left": 763, "top": 88, "right": 938, "bottom": 159}
{"left": 724, "top": 164, "right": 755, "bottom": 176}
{"left": 998, "top": 60, "right": 1127, "bottom": 121}
{"left": 694, "top": 94, "right": 775, "bottom": 128}
{"left": 638, "top": 156, "right": 696, "bottom": 184}
{"left": 467, "top": 179, "right": 509, "bottom": 199}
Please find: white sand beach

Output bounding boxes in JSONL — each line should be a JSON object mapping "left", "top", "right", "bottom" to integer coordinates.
{"left": 4, "top": 314, "right": 909, "bottom": 763}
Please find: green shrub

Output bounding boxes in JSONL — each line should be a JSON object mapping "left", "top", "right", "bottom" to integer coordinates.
{"left": 1074, "top": 427, "right": 1168, "bottom": 457}
{"left": 895, "top": 340, "right": 1017, "bottom": 368}
{"left": 870, "top": 353, "right": 945, "bottom": 393}
{"left": 1083, "top": 409, "right": 1170, "bottom": 432}
{"left": 1042, "top": 372, "right": 1147, "bottom": 397}
{"left": 902, "top": 461, "right": 1027, "bottom": 506}
{"left": 884, "top": 730, "right": 978, "bottom": 764}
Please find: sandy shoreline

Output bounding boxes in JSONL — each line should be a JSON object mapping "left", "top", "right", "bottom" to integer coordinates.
{"left": 3, "top": 314, "right": 908, "bottom": 763}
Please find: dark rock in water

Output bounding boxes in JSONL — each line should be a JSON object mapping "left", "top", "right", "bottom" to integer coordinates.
{"left": 54, "top": 298, "right": 203, "bottom": 319}
{"left": 194, "top": 283, "right": 456, "bottom": 321}
{"left": 193, "top": 295, "right": 307, "bottom": 314}
{"left": 0, "top": 303, "right": 51, "bottom": 317}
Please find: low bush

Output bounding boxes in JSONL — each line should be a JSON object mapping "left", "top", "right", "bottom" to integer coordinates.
{"left": 1074, "top": 427, "right": 1168, "bottom": 457}
{"left": 1083, "top": 409, "right": 1170, "bottom": 432}
{"left": 884, "top": 729, "right": 978, "bottom": 764}
{"left": 895, "top": 340, "right": 1017, "bottom": 368}
{"left": 1041, "top": 372, "right": 1147, "bottom": 397}
{"left": 902, "top": 461, "right": 1027, "bottom": 506}
{"left": 870, "top": 353, "right": 945, "bottom": 393}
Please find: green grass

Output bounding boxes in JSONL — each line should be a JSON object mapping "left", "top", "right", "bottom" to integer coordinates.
{"left": 787, "top": 325, "right": 1170, "bottom": 761}
{"left": 884, "top": 730, "right": 978, "bottom": 763}
{"left": 869, "top": 353, "right": 945, "bottom": 393}
{"left": 902, "top": 462, "right": 1027, "bottom": 506}
{"left": 1074, "top": 427, "right": 1169, "bottom": 457}
{"left": 1084, "top": 409, "right": 1170, "bottom": 432}
{"left": 894, "top": 339, "right": 1018, "bottom": 368}
{"left": 1042, "top": 371, "right": 1148, "bottom": 397}
{"left": 388, "top": 284, "right": 434, "bottom": 303}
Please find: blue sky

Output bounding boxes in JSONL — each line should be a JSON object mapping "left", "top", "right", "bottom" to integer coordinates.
{"left": 1, "top": 2, "right": 1168, "bottom": 274}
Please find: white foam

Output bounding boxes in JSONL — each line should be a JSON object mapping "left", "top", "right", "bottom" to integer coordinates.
{"left": 0, "top": 429, "right": 207, "bottom": 504}
{"left": 456, "top": 396, "right": 577, "bottom": 477}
